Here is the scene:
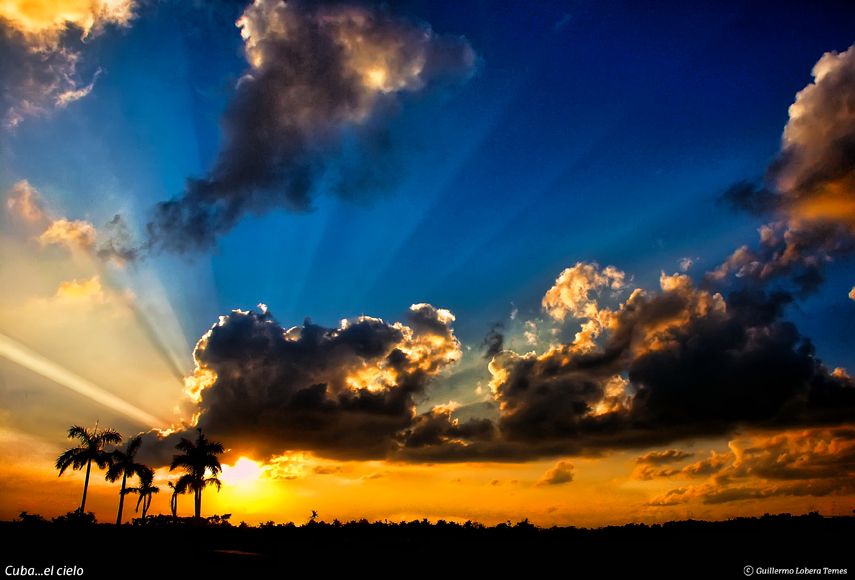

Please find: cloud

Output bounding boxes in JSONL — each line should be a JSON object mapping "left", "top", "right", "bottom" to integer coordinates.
{"left": 648, "top": 427, "right": 855, "bottom": 505}
{"left": 374, "top": 250, "right": 855, "bottom": 465}
{"left": 706, "top": 220, "right": 854, "bottom": 298}
{"left": 38, "top": 218, "right": 97, "bottom": 253}
{"left": 142, "top": 303, "right": 462, "bottom": 464}
{"left": 5, "top": 181, "right": 46, "bottom": 222}
{"left": 36, "top": 214, "right": 137, "bottom": 264}
{"left": 539, "top": 262, "right": 628, "bottom": 355}
{"left": 0, "top": 0, "right": 136, "bottom": 128}
{"left": 481, "top": 322, "right": 504, "bottom": 360}
{"left": 0, "top": 0, "right": 135, "bottom": 44}
{"left": 713, "top": 44, "right": 855, "bottom": 296}
{"left": 409, "top": 263, "right": 854, "bottom": 462}
{"left": 52, "top": 276, "right": 108, "bottom": 302}
{"left": 145, "top": 0, "right": 478, "bottom": 254}
{"left": 719, "top": 181, "right": 780, "bottom": 217}
{"left": 774, "top": 45, "right": 855, "bottom": 212}
{"left": 542, "top": 262, "right": 625, "bottom": 323}
{"left": 4, "top": 181, "right": 138, "bottom": 264}
{"left": 523, "top": 320, "right": 538, "bottom": 346}
{"left": 137, "top": 252, "right": 855, "bottom": 466}
{"left": 400, "top": 404, "right": 496, "bottom": 450}
{"left": 632, "top": 450, "right": 728, "bottom": 481}
{"left": 635, "top": 449, "right": 695, "bottom": 465}
{"left": 536, "top": 460, "right": 574, "bottom": 485}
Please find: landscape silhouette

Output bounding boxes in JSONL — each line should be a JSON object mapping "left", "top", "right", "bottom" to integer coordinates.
{"left": 3, "top": 423, "right": 852, "bottom": 576}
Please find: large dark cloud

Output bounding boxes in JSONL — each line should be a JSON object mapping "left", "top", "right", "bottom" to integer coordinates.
{"left": 141, "top": 303, "right": 462, "bottom": 464}
{"left": 145, "top": 0, "right": 477, "bottom": 254}
{"left": 141, "top": 266, "right": 855, "bottom": 467}
{"left": 405, "top": 268, "right": 855, "bottom": 462}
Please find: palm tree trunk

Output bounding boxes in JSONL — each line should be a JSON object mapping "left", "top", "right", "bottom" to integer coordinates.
{"left": 80, "top": 458, "right": 92, "bottom": 514}
{"left": 195, "top": 488, "right": 201, "bottom": 521}
{"left": 116, "top": 472, "right": 127, "bottom": 525}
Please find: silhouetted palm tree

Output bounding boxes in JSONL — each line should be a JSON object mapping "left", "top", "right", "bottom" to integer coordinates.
{"left": 168, "top": 478, "right": 188, "bottom": 522}
{"left": 124, "top": 468, "right": 159, "bottom": 520}
{"left": 106, "top": 435, "right": 149, "bottom": 525}
{"left": 55, "top": 423, "right": 122, "bottom": 515}
{"left": 169, "top": 429, "right": 224, "bottom": 521}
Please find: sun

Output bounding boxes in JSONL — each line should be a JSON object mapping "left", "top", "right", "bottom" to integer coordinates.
{"left": 221, "top": 457, "right": 264, "bottom": 486}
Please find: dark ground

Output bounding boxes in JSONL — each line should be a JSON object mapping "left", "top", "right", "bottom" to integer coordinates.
{"left": 2, "top": 514, "right": 852, "bottom": 577}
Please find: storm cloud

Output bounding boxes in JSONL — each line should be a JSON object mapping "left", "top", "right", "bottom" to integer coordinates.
{"left": 403, "top": 265, "right": 855, "bottom": 462}
{"left": 142, "top": 255, "right": 855, "bottom": 467}
{"left": 143, "top": 303, "right": 462, "bottom": 464}
{"left": 145, "top": 0, "right": 477, "bottom": 254}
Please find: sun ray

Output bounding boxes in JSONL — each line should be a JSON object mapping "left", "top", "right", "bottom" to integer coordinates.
{"left": 0, "top": 331, "right": 166, "bottom": 428}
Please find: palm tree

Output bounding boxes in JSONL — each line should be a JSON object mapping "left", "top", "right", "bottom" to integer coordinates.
{"left": 55, "top": 423, "right": 122, "bottom": 515}
{"left": 169, "top": 429, "right": 224, "bottom": 521}
{"left": 124, "top": 468, "right": 159, "bottom": 520}
{"left": 168, "top": 478, "right": 188, "bottom": 522}
{"left": 105, "top": 435, "right": 149, "bottom": 525}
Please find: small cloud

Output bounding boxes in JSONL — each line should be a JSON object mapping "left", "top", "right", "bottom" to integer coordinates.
{"left": 311, "top": 465, "right": 343, "bottom": 476}
{"left": 482, "top": 322, "right": 504, "bottom": 360}
{"left": 0, "top": 0, "right": 136, "bottom": 128}
{"left": 38, "top": 218, "right": 97, "bottom": 253}
{"left": 5, "top": 180, "right": 45, "bottom": 222}
{"left": 524, "top": 320, "right": 538, "bottom": 346}
{"left": 635, "top": 449, "right": 695, "bottom": 466}
{"left": 53, "top": 277, "right": 107, "bottom": 302}
{"left": 536, "top": 460, "right": 574, "bottom": 486}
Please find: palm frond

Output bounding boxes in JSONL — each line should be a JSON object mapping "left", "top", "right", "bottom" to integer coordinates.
{"left": 126, "top": 435, "right": 143, "bottom": 456}
{"left": 66, "top": 425, "right": 90, "bottom": 441}
{"left": 175, "top": 474, "right": 194, "bottom": 493}
{"left": 174, "top": 437, "right": 196, "bottom": 454}
{"left": 55, "top": 448, "right": 84, "bottom": 475}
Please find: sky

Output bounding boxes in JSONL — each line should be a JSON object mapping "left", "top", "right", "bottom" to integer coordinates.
{"left": 1, "top": 0, "right": 855, "bottom": 528}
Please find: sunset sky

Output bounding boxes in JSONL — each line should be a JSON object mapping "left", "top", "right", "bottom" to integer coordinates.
{"left": 2, "top": 0, "right": 855, "bottom": 528}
